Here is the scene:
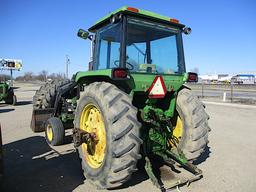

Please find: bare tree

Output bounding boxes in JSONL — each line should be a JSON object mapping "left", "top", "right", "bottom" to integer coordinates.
{"left": 56, "top": 72, "right": 65, "bottom": 80}
{"left": 16, "top": 71, "right": 65, "bottom": 82}
{"left": 24, "top": 72, "right": 34, "bottom": 81}
{"left": 38, "top": 70, "right": 48, "bottom": 81}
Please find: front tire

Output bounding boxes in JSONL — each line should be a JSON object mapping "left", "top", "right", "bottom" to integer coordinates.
{"left": 45, "top": 117, "right": 65, "bottom": 146}
{"left": 74, "top": 82, "right": 142, "bottom": 189}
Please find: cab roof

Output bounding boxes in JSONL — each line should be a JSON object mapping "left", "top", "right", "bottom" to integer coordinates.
{"left": 88, "top": 6, "right": 185, "bottom": 32}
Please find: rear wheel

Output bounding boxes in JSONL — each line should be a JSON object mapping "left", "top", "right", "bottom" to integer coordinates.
{"left": 171, "top": 88, "right": 210, "bottom": 161}
{"left": 45, "top": 117, "right": 65, "bottom": 146}
{"left": 4, "top": 88, "right": 16, "bottom": 105}
{"left": 74, "top": 82, "right": 142, "bottom": 189}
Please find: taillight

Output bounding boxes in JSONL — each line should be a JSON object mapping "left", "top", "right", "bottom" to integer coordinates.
{"left": 127, "top": 7, "right": 139, "bottom": 13}
{"left": 170, "top": 18, "right": 179, "bottom": 24}
{"left": 187, "top": 72, "right": 198, "bottom": 82}
{"left": 112, "top": 68, "right": 128, "bottom": 79}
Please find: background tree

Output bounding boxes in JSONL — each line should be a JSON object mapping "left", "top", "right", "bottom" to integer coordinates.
{"left": 37, "top": 70, "right": 48, "bottom": 81}
{"left": 23, "top": 72, "right": 34, "bottom": 81}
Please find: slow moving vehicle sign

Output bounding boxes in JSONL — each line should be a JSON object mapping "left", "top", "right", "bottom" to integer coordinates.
{"left": 148, "top": 76, "right": 167, "bottom": 98}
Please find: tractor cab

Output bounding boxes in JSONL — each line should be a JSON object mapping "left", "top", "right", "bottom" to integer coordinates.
{"left": 78, "top": 6, "right": 191, "bottom": 75}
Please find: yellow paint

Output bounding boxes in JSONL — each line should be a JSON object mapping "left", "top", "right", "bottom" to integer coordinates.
{"left": 169, "top": 116, "right": 183, "bottom": 147}
{"left": 173, "top": 116, "right": 183, "bottom": 139}
{"left": 46, "top": 124, "right": 53, "bottom": 142}
{"left": 80, "top": 104, "right": 106, "bottom": 169}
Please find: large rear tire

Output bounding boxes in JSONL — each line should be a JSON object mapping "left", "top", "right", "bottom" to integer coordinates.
{"left": 33, "top": 79, "right": 70, "bottom": 109}
{"left": 74, "top": 82, "right": 142, "bottom": 189}
{"left": 174, "top": 88, "right": 210, "bottom": 161}
{"left": 31, "top": 79, "right": 70, "bottom": 132}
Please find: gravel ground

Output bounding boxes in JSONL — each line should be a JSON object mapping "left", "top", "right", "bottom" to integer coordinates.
{"left": 0, "top": 82, "right": 256, "bottom": 192}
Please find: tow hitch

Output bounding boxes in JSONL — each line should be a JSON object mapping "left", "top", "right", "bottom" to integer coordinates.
{"left": 73, "top": 128, "right": 98, "bottom": 155}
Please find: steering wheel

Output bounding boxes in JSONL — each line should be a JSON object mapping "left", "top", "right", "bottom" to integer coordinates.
{"left": 114, "top": 60, "right": 134, "bottom": 70}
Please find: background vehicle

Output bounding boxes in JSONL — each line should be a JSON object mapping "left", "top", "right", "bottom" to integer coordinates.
{"left": 31, "top": 6, "right": 210, "bottom": 190}
{"left": 231, "top": 74, "right": 255, "bottom": 84}
{"left": 0, "top": 81, "right": 16, "bottom": 105}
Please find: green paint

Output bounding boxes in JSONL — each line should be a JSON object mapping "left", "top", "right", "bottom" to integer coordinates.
{"left": 149, "top": 128, "right": 167, "bottom": 147}
{"left": 75, "top": 69, "right": 112, "bottom": 82}
{"left": 89, "top": 6, "right": 183, "bottom": 32}
{"left": 129, "top": 72, "right": 184, "bottom": 92}
{"left": 183, "top": 72, "right": 189, "bottom": 82}
{"left": 75, "top": 70, "right": 184, "bottom": 94}
{"left": 61, "top": 113, "right": 75, "bottom": 123}
{"left": 164, "top": 94, "right": 176, "bottom": 118}
{"left": 0, "top": 82, "right": 10, "bottom": 101}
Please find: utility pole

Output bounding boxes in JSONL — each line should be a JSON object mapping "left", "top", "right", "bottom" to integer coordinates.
{"left": 10, "top": 69, "right": 13, "bottom": 86}
{"left": 65, "top": 55, "right": 70, "bottom": 79}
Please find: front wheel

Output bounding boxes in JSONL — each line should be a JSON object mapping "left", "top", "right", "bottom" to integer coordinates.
{"left": 74, "top": 82, "right": 142, "bottom": 189}
{"left": 45, "top": 117, "right": 65, "bottom": 146}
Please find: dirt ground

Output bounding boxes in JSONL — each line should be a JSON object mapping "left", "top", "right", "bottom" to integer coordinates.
{"left": 0, "top": 82, "right": 256, "bottom": 192}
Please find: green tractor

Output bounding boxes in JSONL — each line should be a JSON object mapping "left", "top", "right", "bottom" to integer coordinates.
{"left": 31, "top": 6, "right": 210, "bottom": 190}
{"left": 0, "top": 81, "right": 17, "bottom": 105}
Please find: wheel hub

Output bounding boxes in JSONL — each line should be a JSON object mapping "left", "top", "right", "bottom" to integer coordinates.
{"left": 46, "top": 124, "right": 53, "bottom": 142}
{"left": 80, "top": 104, "right": 106, "bottom": 168}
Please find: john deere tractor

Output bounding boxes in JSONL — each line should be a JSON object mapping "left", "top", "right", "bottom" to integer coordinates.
{"left": 0, "top": 81, "right": 16, "bottom": 105}
{"left": 31, "top": 6, "right": 210, "bottom": 190}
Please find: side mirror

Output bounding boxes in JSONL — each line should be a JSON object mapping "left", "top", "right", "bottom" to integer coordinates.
{"left": 77, "top": 29, "right": 90, "bottom": 40}
{"left": 183, "top": 27, "right": 192, "bottom": 35}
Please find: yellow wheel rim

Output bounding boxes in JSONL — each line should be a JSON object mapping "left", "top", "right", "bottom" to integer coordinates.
{"left": 80, "top": 104, "right": 106, "bottom": 169}
{"left": 46, "top": 124, "right": 53, "bottom": 142}
{"left": 169, "top": 115, "right": 183, "bottom": 147}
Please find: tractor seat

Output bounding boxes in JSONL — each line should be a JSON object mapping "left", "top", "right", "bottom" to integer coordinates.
{"left": 138, "top": 64, "right": 157, "bottom": 73}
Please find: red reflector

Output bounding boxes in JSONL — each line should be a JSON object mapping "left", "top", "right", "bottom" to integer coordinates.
{"left": 148, "top": 76, "right": 167, "bottom": 99}
{"left": 127, "top": 7, "right": 139, "bottom": 13}
{"left": 113, "top": 69, "right": 128, "bottom": 78}
{"left": 170, "top": 18, "right": 179, "bottom": 23}
{"left": 187, "top": 72, "right": 198, "bottom": 82}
